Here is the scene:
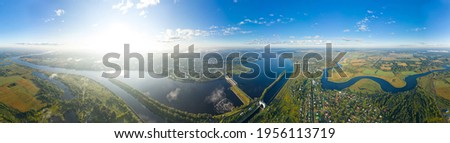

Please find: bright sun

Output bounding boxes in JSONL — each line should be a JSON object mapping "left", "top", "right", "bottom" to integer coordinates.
{"left": 80, "top": 22, "right": 163, "bottom": 54}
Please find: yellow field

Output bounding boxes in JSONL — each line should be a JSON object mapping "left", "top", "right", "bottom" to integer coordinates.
{"left": 397, "top": 62, "right": 407, "bottom": 67}
{"left": 0, "top": 76, "right": 44, "bottom": 112}
{"left": 349, "top": 79, "right": 382, "bottom": 94}
{"left": 434, "top": 80, "right": 450, "bottom": 101}
{"left": 380, "top": 66, "right": 392, "bottom": 70}
{"left": 388, "top": 53, "right": 413, "bottom": 58}
{"left": 332, "top": 53, "right": 411, "bottom": 88}
{"left": 328, "top": 68, "right": 406, "bottom": 88}
{"left": 349, "top": 59, "right": 366, "bottom": 66}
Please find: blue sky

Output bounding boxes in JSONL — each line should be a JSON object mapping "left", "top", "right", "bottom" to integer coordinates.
{"left": 0, "top": 0, "right": 449, "bottom": 50}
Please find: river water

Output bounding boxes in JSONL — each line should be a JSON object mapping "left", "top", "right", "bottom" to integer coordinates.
{"left": 32, "top": 72, "right": 75, "bottom": 100}
{"left": 6, "top": 52, "right": 294, "bottom": 122}
{"left": 321, "top": 67, "right": 450, "bottom": 93}
{"left": 8, "top": 51, "right": 447, "bottom": 123}
{"left": 9, "top": 56, "right": 164, "bottom": 122}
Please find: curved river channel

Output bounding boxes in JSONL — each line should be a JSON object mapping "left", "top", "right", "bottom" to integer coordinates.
{"left": 321, "top": 67, "right": 450, "bottom": 93}
{"left": 9, "top": 52, "right": 447, "bottom": 122}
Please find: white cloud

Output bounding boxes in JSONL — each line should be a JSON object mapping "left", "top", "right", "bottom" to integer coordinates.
{"left": 49, "top": 74, "right": 58, "bottom": 79}
{"left": 205, "top": 87, "right": 234, "bottom": 113}
{"left": 215, "top": 26, "right": 251, "bottom": 35}
{"left": 112, "top": 0, "right": 134, "bottom": 14}
{"left": 158, "top": 25, "right": 252, "bottom": 43}
{"left": 246, "top": 38, "right": 328, "bottom": 45}
{"left": 411, "top": 27, "right": 427, "bottom": 32}
{"left": 214, "top": 98, "right": 235, "bottom": 113}
{"left": 354, "top": 9, "right": 384, "bottom": 32}
{"left": 113, "top": 0, "right": 160, "bottom": 15}
{"left": 136, "top": 0, "right": 160, "bottom": 9}
{"left": 166, "top": 88, "right": 181, "bottom": 102}
{"left": 209, "top": 25, "right": 218, "bottom": 29}
{"left": 304, "top": 35, "right": 320, "bottom": 39}
{"left": 341, "top": 37, "right": 362, "bottom": 42}
{"left": 222, "top": 27, "right": 240, "bottom": 35}
{"left": 386, "top": 20, "right": 396, "bottom": 24}
{"left": 358, "top": 24, "right": 369, "bottom": 31}
{"left": 343, "top": 29, "right": 350, "bottom": 32}
{"left": 139, "top": 10, "right": 147, "bottom": 17}
{"left": 55, "top": 9, "right": 65, "bottom": 16}
{"left": 44, "top": 9, "right": 65, "bottom": 22}
{"left": 240, "top": 31, "right": 252, "bottom": 34}
{"left": 205, "top": 87, "right": 225, "bottom": 103}
{"left": 238, "top": 15, "right": 295, "bottom": 26}
{"left": 44, "top": 18, "right": 55, "bottom": 23}
{"left": 160, "top": 28, "right": 210, "bottom": 42}
{"left": 16, "top": 42, "right": 61, "bottom": 46}
{"left": 356, "top": 17, "right": 370, "bottom": 32}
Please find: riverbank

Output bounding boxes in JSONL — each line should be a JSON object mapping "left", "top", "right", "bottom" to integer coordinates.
{"left": 321, "top": 67, "right": 450, "bottom": 93}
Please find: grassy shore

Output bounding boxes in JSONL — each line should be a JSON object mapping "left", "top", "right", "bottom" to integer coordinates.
{"left": 230, "top": 85, "right": 251, "bottom": 105}
{"left": 0, "top": 64, "right": 141, "bottom": 123}
{"left": 260, "top": 71, "right": 286, "bottom": 100}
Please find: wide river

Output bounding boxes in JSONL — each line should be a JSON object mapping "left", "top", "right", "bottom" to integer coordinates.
{"left": 7, "top": 52, "right": 293, "bottom": 122}
{"left": 9, "top": 55, "right": 165, "bottom": 122}
{"left": 6, "top": 52, "right": 449, "bottom": 122}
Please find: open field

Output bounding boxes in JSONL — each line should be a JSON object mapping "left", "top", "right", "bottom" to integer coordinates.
{"left": 326, "top": 50, "right": 447, "bottom": 89}
{"left": 0, "top": 76, "right": 44, "bottom": 112}
{"left": 328, "top": 69, "right": 406, "bottom": 88}
{"left": 0, "top": 65, "right": 45, "bottom": 112}
{"left": 0, "top": 64, "right": 63, "bottom": 122}
{"left": 1, "top": 63, "right": 141, "bottom": 122}
{"left": 434, "top": 80, "right": 450, "bottom": 100}
{"left": 57, "top": 74, "right": 142, "bottom": 123}
{"left": 348, "top": 79, "right": 382, "bottom": 94}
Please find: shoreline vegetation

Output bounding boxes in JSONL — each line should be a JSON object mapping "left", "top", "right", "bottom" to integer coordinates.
{"left": 234, "top": 71, "right": 290, "bottom": 123}
{"left": 168, "top": 64, "right": 252, "bottom": 82}
{"left": 0, "top": 64, "right": 141, "bottom": 123}
{"left": 230, "top": 86, "right": 251, "bottom": 105}
{"left": 109, "top": 78, "right": 267, "bottom": 123}
{"left": 21, "top": 53, "right": 253, "bottom": 83}
{"left": 109, "top": 78, "right": 214, "bottom": 122}
{"left": 3, "top": 48, "right": 450, "bottom": 123}
{"left": 260, "top": 71, "right": 286, "bottom": 101}
{"left": 226, "top": 74, "right": 252, "bottom": 105}
{"left": 56, "top": 73, "right": 142, "bottom": 123}
{"left": 109, "top": 64, "right": 293, "bottom": 123}
{"left": 1, "top": 64, "right": 63, "bottom": 122}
